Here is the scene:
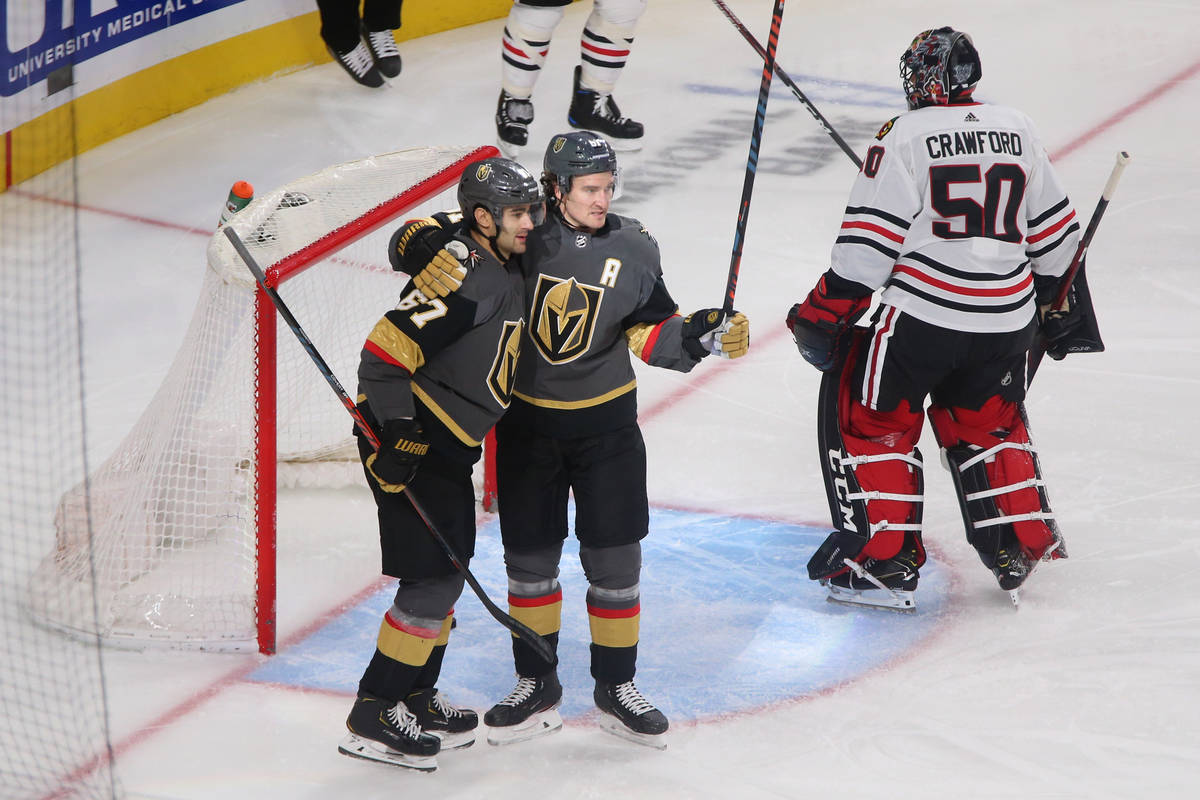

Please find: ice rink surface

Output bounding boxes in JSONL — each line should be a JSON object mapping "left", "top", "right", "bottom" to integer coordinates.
{"left": 28, "top": 0, "right": 1200, "bottom": 796}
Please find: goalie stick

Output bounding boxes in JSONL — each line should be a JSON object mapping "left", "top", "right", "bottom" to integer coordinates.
{"left": 224, "top": 225, "right": 558, "bottom": 668}
{"left": 1028, "top": 150, "right": 1131, "bottom": 380}
{"left": 722, "top": 0, "right": 786, "bottom": 313}
{"left": 709, "top": 0, "right": 862, "bottom": 169}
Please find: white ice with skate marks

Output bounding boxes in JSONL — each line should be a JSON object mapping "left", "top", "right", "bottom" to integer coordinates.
{"left": 58, "top": 0, "right": 1200, "bottom": 796}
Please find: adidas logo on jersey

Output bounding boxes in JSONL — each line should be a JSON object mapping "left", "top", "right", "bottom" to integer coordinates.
{"left": 964, "top": 112, "right": 980, "bottom": 122}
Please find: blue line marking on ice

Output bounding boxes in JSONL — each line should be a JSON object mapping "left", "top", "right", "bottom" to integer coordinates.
{"left": 249, "top": 507, "right": 948, "bottom": 722}
{"left": 687, "top": 70, "right": 903, "bottom": 109}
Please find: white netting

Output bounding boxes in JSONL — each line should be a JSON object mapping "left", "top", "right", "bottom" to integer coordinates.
{"left": 25, "top": 145, "right": 490, "bottom": 651}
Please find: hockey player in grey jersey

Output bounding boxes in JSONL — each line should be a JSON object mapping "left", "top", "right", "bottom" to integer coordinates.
{"left": 490, "top": 132, "right": 748, "bottom": 749}
{"left": 338, "top": 157, "right": 543, "bottom": 772}
{"left": 787, "top": 27, "right": 1089, "bottom": 611}
{"left": 397, "top": 132, "right": 750, "bottom": 748}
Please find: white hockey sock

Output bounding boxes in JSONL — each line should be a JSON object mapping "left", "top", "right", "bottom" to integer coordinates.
{"left": 501, "top": 3, "right": 566, "bottom": 98}
{"left": 579, "top": 0, "right": 647, "bottom": 94}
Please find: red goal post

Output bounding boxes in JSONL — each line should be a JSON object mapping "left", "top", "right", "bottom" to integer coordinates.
{"left": 27, "top": 145, "right": 499, "bottom": 655}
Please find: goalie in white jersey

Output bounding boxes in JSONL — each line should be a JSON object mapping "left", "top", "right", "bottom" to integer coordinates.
{"left": 787, "top": 27, "right": 1088, "bottom": 609}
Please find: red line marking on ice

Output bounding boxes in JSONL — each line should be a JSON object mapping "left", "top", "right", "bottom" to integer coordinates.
{"left": 1051, "top": 56, "right": 1200, "bottom": 162}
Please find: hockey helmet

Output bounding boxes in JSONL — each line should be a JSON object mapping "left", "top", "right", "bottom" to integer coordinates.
{"left": 900, "top": 27, "right": 982, "bottom": 110}
{"left": 458, "top": 157, "right": 545, "bottom": 229}
{"left": 542, "top": 131, "right": 620, "bottom": 196}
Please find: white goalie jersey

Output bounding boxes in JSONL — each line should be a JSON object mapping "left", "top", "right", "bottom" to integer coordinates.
{"left": 830, "top": 102, "right": 1081, "bottom": 333}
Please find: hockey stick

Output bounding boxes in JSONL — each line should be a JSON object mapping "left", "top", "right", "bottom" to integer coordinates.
{"left": 722, "top": 0, "right": 786, "bottom": 313}
{"left": 224, "top": 226, "right": 558, "bottom": 667}
{"left": 710, "top": 0, "right": 862, "bottom": 169}
{"left": 1028, "top": 150, "right": 1130, "bottom": 380}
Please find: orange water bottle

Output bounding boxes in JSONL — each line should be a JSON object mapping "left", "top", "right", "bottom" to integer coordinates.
{"left": 218, "top": 180, "right": 254, "bottom": 228}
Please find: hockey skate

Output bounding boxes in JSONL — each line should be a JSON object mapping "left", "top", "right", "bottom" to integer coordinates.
{"left": 496, "top": 90, "right": 534, "bottom": 157}
{"left": 594, "top": 679, "right": 669, "bottom": 750}
{"left": 326, "top": 41, "right": 384, "bottom": 88}
{"left": 361, "top": 24, "right": 401, "bottom": 78}
{"left": 338, "top": 694, "right": 440, "bottom": 771}
{"left": 566, "top": 66, "right": 644, "bottom": 151}
{"left": 1003, "top": 533, "right": 1066, "bottom": 609}
{"left": 403, "top": 687, "right": 478, "bottom": 751}
{"left": 825, "top": 539, "right": 922, "bottom": 613}
{"left": 483, "top": 673, "right": 563, "bottom": 746}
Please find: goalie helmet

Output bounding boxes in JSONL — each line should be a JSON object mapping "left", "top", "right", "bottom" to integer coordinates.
{"left": 900, "top": 27, "right": 982, "bottom": 110}
{"left": 458, "top": 157, "right": 545, "bottom": 229}
{"left": 542, "top": 130, "right": 620, "bottom": 196}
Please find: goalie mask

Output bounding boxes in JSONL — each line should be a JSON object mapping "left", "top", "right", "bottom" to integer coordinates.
{"left": 542, "top": 130, "right": 621, "bottom": 198}
{"left": 458, "top": 157, "right": 546, "bottom": 230}
{"left": 900, "top": 26, "right": 982, "bottom": 110}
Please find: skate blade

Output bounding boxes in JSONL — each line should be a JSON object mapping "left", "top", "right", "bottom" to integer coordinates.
{"left": 485, "top": 708, "right": 563, "bottom": 746}
{"left": 827, "top": 585, "right": 916, "bottom": 613}
{"left": 432, "top": 728, "right": 477, "bottom": 751}
{"left": 337, "top": 733, "right": 437, "bottom": 772}
{"left": 596, "top": 714, "right": 668, "bottom": 750}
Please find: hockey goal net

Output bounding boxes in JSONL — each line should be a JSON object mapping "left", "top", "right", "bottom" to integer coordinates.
{"left": 26, "top": 145, "right": 499, "bottom": 655}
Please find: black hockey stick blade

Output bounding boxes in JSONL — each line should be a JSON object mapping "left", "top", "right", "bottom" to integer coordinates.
{"left": 223, "top": 225, "right": 557, "bottom": 668}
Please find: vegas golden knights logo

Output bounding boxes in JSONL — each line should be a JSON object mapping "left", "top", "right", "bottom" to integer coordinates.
{"left": 488, "top": 319, "right": 524, "bottom": 407}
{"left": 530, "top": 274, "right": 604, "bottom": 364}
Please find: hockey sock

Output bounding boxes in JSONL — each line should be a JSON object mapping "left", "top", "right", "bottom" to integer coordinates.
{"left": 501, "top": 3, "right": 566, "bottom": 98}
{"left": 578, "top": 0, "right": 646, "bottom": 95}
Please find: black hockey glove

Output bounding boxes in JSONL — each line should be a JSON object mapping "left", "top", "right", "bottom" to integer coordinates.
{"left": 365, "top": 418, "right": 429, "bottom": 494}
{"left": 681, "top": 308, "right": 750, "bottom": 359}
{"left": 786, "top": 271, "right": 873, "bottom": 373}
{"left": 388, "top": 216, "right": 467, "bottom": 298}
{"left": 1034, "top": 268, "right": 1103, "bottom": 361}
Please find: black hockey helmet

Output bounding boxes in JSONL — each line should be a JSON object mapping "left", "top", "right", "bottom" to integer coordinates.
{"left": 900, "top": 27, "right": 982, "bottom": 110}
{"left": 457, "top": 157, "right": 545, "bottom": 230}
{"left": 542, "top": 131, "right": 620, "bottom": 196}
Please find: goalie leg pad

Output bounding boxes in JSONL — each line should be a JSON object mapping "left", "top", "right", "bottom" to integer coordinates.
{"left": 810, "top": 333, "right": 927, "bottom": 582}
{"left": 929, "top": 399, "right": 1065, "bottom": 578}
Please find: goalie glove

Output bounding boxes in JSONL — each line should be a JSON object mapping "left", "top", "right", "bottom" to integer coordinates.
{"left": 1034, "top": 268, "right": 1102, "bottom": 361}
{"left": 388, "top": 216, "right": 468, "bottom": 299}
{"left": 365, "top": 418, "right": 429, "bottom": 494}
{"left": 786, "top": 271, "right": 872, "bottom": 372}
{"left": 682, "top": 309, "right": 751, "bottom": 359}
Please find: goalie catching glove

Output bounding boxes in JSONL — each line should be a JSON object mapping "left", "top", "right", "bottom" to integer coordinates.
{"left": 787, "top": 270, "right": 873, "bottom": 372}
{"left": 365, "top": 418, "right": 429, "bottom": 493}
{"left": 388, "top": 215, "right": 467, "bottom": 299}
{"left": 682, "top": 309, "right": 750, "bottom": 359}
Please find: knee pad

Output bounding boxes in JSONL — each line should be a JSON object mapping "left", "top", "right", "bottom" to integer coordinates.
{"left": 579, "top": 541, "right": 641, "bottom": 590}
{"left": 929, "top": 399, "right": 1064, "bottom": 565}
{"left": 390, "top": 574, "right": 465, "bottom": 624}
{"left": 809, "top": 337, "right": 926, "bottom": 581}
{"left": 592, "top": 0, "right": 648, "bottom": 30}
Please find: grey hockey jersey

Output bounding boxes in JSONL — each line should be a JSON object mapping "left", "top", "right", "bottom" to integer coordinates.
{"left": 505, "top": 211, "right": 702, "bottom": 437}
{"left": 358, "top": 228, "right": 525, "bottom": 457}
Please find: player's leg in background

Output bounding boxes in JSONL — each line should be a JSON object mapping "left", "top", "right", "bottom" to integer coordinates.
{"left": 497, "top": 0, "right": 570, "bottom": 153}
{"left": 568, "top": 0, "right": 647, "bottom": 146}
